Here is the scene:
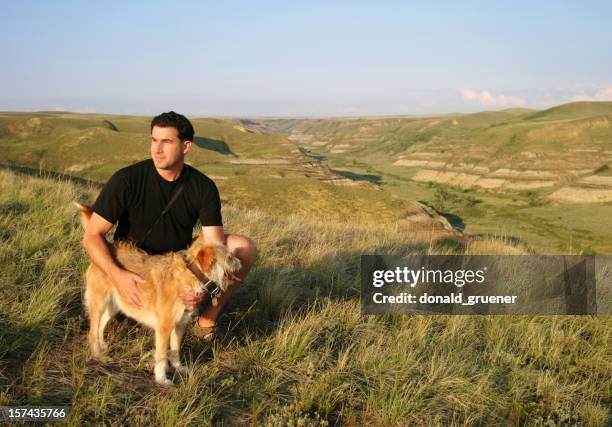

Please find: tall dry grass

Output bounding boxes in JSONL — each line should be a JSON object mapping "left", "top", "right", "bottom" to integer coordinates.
{"left": 0, "top": 169, "right": 610, "bottom": 426}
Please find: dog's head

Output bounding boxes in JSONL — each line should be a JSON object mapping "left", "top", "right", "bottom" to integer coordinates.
{"left": 178, "top": 237, "right": 242, "bottom": 295}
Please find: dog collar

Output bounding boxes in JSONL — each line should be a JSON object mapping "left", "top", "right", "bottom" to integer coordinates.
{"left": 181, "top": 254, "right": 223, "bottom": 301}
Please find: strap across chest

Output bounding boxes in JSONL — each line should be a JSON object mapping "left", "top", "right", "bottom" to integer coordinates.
{"left": 135, "top": 167, "right": 190, "bottom": 247}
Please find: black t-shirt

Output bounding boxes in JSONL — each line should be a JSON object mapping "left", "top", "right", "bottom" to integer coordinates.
{"left": 92, "top": 159, "right": 222, "bottom": 254}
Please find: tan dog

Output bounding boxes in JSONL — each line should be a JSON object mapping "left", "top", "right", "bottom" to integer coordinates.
{"left": 75, "top": 203, "right": 241, "bottom": 385}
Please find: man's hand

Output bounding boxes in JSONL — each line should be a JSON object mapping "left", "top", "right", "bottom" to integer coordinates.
{"left": 226, "top": 272, "right": 243, "bottom": 284}
{"left": 83, "top": 213, "right": 146, "bottom": 308}
{"left": 178, "top": 289, "right": 205, "bottom": 306}
{"left": 111, "top": 268, "right": 145, "bottom": 308}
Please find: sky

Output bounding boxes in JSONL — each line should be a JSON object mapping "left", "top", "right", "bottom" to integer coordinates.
{"left": 1, "top": 1, "right": 611, "bottom": 117}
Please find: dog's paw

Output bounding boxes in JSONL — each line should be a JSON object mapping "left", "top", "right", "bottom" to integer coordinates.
{"left": 155, "top": 377, "right": 174, "bottom": 386}
{"left": 173, "top": 364, "right": 189, "bottom": 376}
{"left": 92, "top": 353, "right": 112, "bottom": 364}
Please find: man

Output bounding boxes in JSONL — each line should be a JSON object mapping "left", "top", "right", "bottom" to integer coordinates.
{"left": 82, "top": 111, "right": 256, "bottom": 341}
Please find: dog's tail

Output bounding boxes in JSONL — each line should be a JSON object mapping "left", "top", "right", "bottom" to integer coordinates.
{"left": 74, "top": 202, "right": 94, "bottom": 229}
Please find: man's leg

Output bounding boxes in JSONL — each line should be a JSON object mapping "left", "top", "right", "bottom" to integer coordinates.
{"left": 196, "top": 234, "right": 257, "bottom": 331}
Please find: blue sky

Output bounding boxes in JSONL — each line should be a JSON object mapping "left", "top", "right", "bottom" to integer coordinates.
{"left": 1, "top": 1, "right": 611, "bottom": 116}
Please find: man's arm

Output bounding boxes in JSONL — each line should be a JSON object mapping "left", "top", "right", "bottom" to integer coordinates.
{"left": 83, "top": 212, "right": 145, "bottom": 308}
{"left": 202, "top": 225, "right": 226, "bottom": 245}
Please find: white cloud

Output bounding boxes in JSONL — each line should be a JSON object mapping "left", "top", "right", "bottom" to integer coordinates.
{"left": 570, "top": 85, "right": 612, "bottom": 102}
{"left": 600, "top": 86, "right": 612, "bottom": 98}
{"left": 460, "top": 89, "right": 526, "bottom": 106}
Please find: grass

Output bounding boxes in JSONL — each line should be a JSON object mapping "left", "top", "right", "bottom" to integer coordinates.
{"left": 1, "top": 169, "right": 610, "bottom": 425}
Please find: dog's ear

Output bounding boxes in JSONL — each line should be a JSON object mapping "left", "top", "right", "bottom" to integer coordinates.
{"left": 196, "top": 246, "right": 215, "bottom": 273}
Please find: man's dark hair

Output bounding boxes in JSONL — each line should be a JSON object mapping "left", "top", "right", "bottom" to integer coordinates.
{"left": 151, "top": 111, "right": 195, "bottom": 142}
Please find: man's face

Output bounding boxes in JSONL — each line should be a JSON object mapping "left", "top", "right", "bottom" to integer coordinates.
{"left": 150, "top": 125, "right": 191, "bottom": 170}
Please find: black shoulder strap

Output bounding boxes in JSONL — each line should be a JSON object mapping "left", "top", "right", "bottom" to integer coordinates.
{"left": 135, "top": 166, "right": 190, "bottom": 247}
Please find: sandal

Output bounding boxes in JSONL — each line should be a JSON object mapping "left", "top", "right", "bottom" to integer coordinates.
{"left": 192, "top": 320, "right": 217, "bottom": 342}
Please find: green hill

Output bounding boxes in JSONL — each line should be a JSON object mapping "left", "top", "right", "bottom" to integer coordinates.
{"left": 0, "top": 111, "right": 453, "bottom": 231}
{"left": 2, "top": 103, "right": 612, "bottom": 254}
{"left": 254, "top": 102, "right": 612, "bottom": 254}
{"left": 523, "top": 101, "right": 612, "bottom": 121}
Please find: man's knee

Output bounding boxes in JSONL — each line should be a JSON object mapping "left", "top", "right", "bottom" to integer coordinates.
{"left": 226, "top": 234, "right": 257, "bottom": 266}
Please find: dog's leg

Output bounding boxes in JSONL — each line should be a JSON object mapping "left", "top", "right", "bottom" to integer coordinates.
{"left": 169, "top": 324, "right": 188, "bottom": 375}
{"left": 86, "top": 271, "right": 111, "bottom": 362}
{"left": 97, "top": 298, "right": 118, "bottom": 353}
{"left": 154, "top": 321, "right": 173, "bottom": 386}
{"left": 88, "top": 306, "right": 104, "bottom": 361}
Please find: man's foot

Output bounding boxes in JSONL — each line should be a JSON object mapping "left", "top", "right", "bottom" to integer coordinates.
{"left": 192, "top": 317, "right": 217, "bottom": 342}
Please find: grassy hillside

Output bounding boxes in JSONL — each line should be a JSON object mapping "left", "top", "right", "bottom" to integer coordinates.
{"left": 0, "top": 112, "right": 452, "bottom": 229}
{"left": 0, "top": 112, "right": 297, "bottom": 181}
{"left": 2, "top": 105, "right": 612, "bottom": 253}
{"left": 256, "top": 102, "right": 612, "bottom": 254}
{"left": 1, "top": 169, "right": 610, "bottom": 425}
{"left": 524, "top": 101, "right": 612, "bottom": 121}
